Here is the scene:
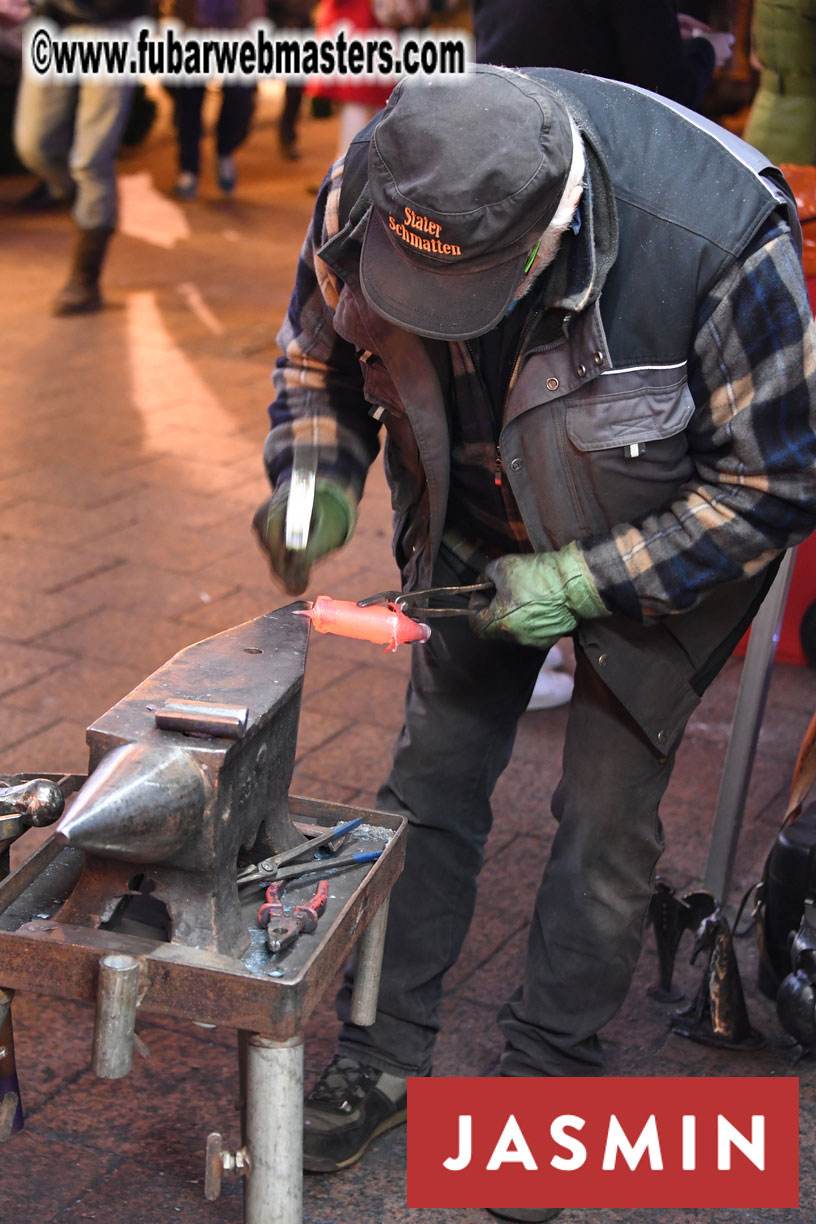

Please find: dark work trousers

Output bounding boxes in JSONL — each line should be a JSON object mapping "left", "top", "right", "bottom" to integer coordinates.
{"left": 336, "top": 608, "right": 682, "bottom": 1079}
{"left": 169, "top": 84, "right": 256, "bottom": 175}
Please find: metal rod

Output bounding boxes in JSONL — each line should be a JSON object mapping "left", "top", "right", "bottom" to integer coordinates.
{"left": 703, "top": 549, "right": 796, "bottom": 903}
{"left": 350, "top": 897, "right": 390, "bottom": 1026}
{"left": 0, "top": 988, "right": 23, "bottom": 1141}
{"left": 244, "top": 1034, "right": 303, "bottom": 1224}
{"left": 91, "top": 954, "right": 142, "bottom": 1079}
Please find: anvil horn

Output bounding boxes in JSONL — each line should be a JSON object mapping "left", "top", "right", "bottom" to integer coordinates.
{"left": 55, "top": 742, "right": 212, "bottom": 863}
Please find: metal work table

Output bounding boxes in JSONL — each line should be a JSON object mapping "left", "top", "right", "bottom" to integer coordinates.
{"left": 0, "top": 795, "right": 405, "bottom": 1222}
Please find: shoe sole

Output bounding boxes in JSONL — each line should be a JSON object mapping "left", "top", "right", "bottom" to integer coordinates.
{"left": 52, "top": 297, "right": 103, "bottom": 317}
{"left": 487, "top": 1210, "right": 563, "bottom": 1222}
{"left": 303, "top": 1106, "right": 408, "bottom": 1173}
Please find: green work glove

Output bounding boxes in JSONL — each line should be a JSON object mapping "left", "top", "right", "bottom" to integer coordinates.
{"left": 252, "top": 479, "right": 356, "bottom": 596}
{"left": 470, "top": 542, "right": 609, "bottom": 648}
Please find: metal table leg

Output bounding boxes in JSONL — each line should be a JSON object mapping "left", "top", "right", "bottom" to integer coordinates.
{"left": 350, "top": 896, "right": 390, "bottom": 1027}
{"left": 244, "top": 1033, "right": 303, "bottom": 1224}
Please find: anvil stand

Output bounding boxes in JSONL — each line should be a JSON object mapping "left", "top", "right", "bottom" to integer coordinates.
{"left": 0, "top": 794, "right": 404, "bottom": 1224}
{"left": 0, "top": 608, "right": 408, "bottom": 1224}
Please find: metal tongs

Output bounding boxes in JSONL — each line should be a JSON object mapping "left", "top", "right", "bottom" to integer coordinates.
{"left": 357, "top": 581, "right": 495, "bottom": 618}
{"left": 237, "top": 816, "right": 370, "bottom": 889}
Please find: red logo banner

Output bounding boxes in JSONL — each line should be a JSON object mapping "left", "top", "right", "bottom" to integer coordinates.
{"left": 407, "top": 1076, "right": 799, "bottom": 1209}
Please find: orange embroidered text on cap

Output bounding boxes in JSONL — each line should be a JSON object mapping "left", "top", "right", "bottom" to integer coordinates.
{"left": 388, "top": 206, "right": 462, "bottom": 257}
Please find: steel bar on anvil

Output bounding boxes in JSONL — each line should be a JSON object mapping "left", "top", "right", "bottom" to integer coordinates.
{"left": 0, "top": 822, "right": 405, "bottom": 1040}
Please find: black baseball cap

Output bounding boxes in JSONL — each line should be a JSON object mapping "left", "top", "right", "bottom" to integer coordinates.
{"left": 360, "top": 65, "right": 574, "bottom": 341}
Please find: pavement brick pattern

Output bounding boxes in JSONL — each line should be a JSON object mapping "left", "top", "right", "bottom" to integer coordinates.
{"left": 0, "top": 85, "right": 813, "bottom": 1224}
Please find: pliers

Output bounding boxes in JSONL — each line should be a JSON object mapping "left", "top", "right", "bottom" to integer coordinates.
{"left": 236, "top": 816, "right": 364, "bottom": 889}
{"left": 357, "top": 581, "right": 494, "bottom": 618}
{"left": 257, "top": 878, "right": 329, "bottom": 954}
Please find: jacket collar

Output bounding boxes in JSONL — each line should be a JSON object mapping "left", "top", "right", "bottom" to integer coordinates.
{"left": 534, "top": 116, "right": 619, "bottom": 315}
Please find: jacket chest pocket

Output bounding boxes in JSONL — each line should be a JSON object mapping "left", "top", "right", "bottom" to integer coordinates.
{"left": 562, "top": 365, "right": 697, "bottom": 528}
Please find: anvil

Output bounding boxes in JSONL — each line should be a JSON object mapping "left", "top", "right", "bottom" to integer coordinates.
{"left": 54, "top": 605, "right": 311, "bottom": 957}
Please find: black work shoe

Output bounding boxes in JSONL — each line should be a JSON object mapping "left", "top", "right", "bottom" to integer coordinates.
{"left": 488, "top": 1210, "right": 563, "bottom": 1222}
{"left": 51, "top": 226, "right": 111, "bottom": 317}
{"left": 303, "top": 1054, "right": 408, "bottom": 1172}
{"left": 52, "top": 279, "right": 102, "bottom": 316}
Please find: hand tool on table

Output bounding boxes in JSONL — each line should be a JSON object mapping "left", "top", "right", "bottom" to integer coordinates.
{"left": 240, "top": 849, "right": 383, "bottom": 890}
{"left": 357, "top": 581, "right": 495, "bottom": 617}
{"left": 236, "top": 816, "right": 369, "bottom": 889}
{"left": 268, "top": 850, "right": 382, "bottom": 885}
{"left": 257, "top": 878, "right": 329, "bottom": 954}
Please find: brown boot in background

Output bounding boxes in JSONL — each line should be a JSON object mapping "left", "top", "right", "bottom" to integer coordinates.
{"left": 52, "top": 226, "right": 113, "bottom": 316}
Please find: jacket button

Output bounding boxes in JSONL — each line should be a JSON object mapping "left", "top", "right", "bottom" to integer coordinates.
{"left": 546, "top": 377, "right": 559, "bottom": 391}
{"left": 598, "top": 653, "right": 607, "bottom": 667}
{"left": 657, "top": 730, "right": 667, "bottom": 744}
{"left": 577, "top": 363, "right": 586, "bottom": 377}
{"left": 593, "top": 351, "right": 604, "bottom": 366}
{"left": 510, "top": 457, "right": 523, "bottom": 472}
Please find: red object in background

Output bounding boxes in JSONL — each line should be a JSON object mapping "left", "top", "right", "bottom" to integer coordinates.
{"left": 733, "top": 275, "right": 816, "bottom": 667}
{"left": 779, "top": 168, "right": 816, "bottom": 279}
{"left": 735, "top": 531, "right": 816, "bottom": 666}
{"left": 308, "top": 0, "right": 396, "bottom": 108}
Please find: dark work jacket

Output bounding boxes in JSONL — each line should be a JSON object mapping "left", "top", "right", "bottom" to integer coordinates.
{"left": 472, "top": 0, "right": 716, "bottom": 112}
{"left": 317, "top": 69, "right": 798, "bottom": 754}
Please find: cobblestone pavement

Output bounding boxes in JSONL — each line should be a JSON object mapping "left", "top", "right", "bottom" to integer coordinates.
{"left": 0, "top": 85, "right": 814, "bottom": 1224}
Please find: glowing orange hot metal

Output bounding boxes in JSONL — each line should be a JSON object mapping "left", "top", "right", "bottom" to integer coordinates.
{"left": 295, "top": 596, "right": 432, "bottom": 653}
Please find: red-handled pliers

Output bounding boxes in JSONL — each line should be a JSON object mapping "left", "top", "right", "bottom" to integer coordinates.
{"left": 257, "top": 878, "right": 329, "bottom": 954}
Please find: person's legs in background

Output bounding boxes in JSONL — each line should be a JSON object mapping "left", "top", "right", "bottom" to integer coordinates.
{"left": 214, "top": 83, "right": 256, "bottom": 193}
{"left": 15, "top": 69, "right": 133, "bottom": 314}
{"left": 278, "top": 82, "right": 303, "bottom": 158}
{"left": 51, "top": 76, "right": 133, "bottom": 315}
{"left": 169, "top": 84, "right": 205, "bottom": 197}
{"left": 14, "top": 73, "right": 78, "bottom": 208}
